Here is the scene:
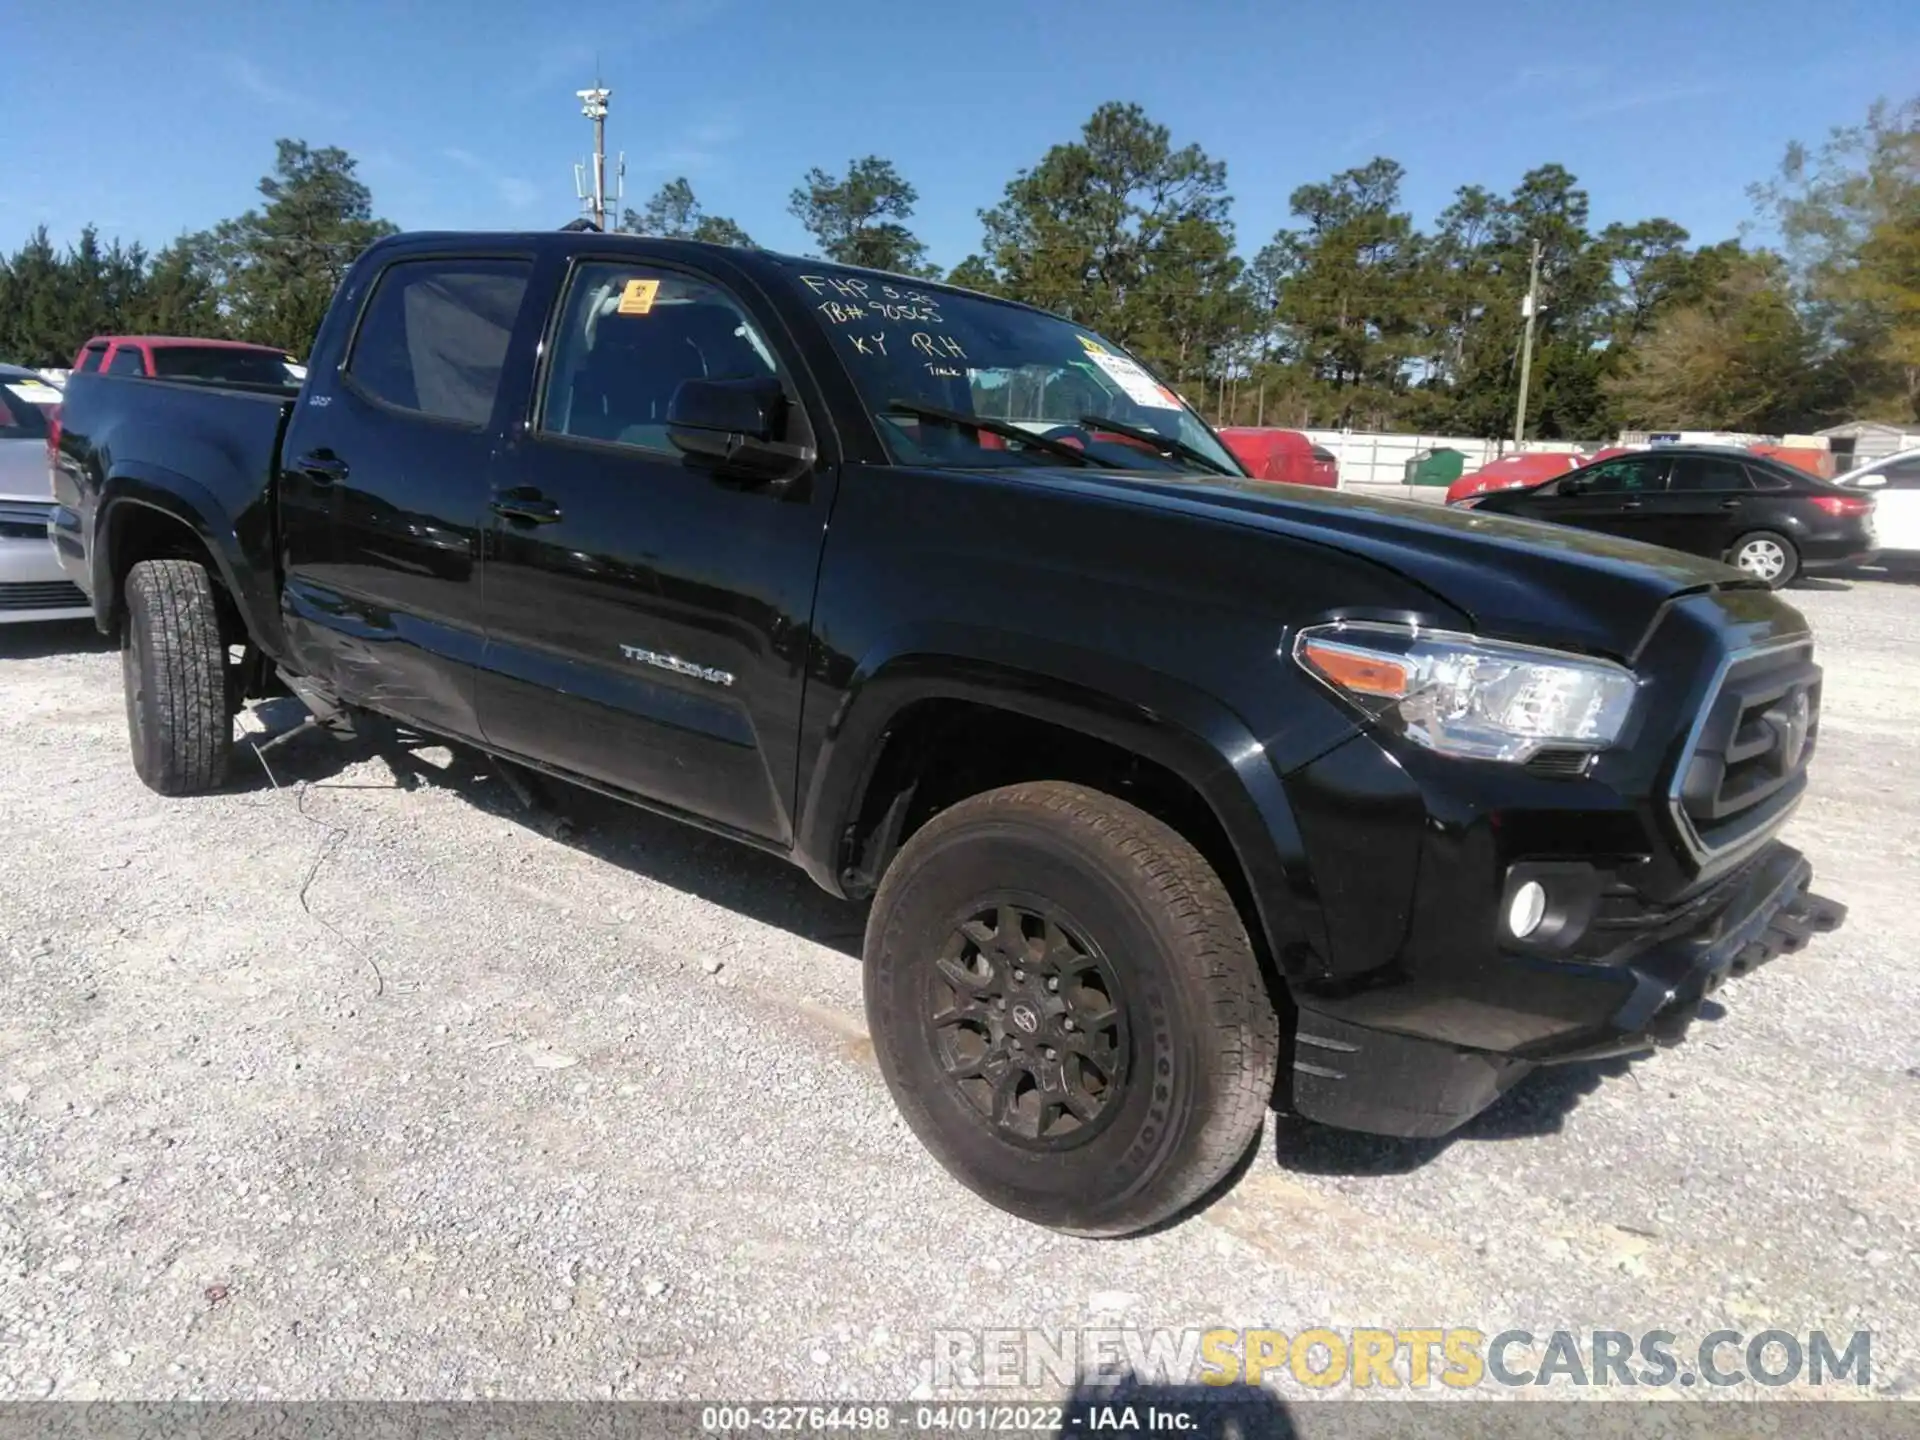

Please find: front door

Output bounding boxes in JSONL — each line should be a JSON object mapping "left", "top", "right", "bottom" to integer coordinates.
{"left": 279, "top": 254, "right": 535, "bottom": 742}
{"left": 1868, "top": 454, "right": 1920, "bottom": 555}
{"left": 1536, "top": 453, "right": 1672, "bottom": 543}
{"left": 477, "top": 257, "right": 833, "bottom": 845}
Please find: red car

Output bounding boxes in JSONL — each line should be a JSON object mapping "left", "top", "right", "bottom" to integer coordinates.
{"left": 70, "top": 335, "right": 300, "bottom": 387}
{"left": 1445, "top": 451, "right": 1587, "bottom": 506}
{"left": 1217, "top": 428, "right": 1339, "bottom": 487}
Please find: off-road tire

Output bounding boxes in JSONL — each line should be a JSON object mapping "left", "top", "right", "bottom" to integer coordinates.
{"left": 1727, "top": 530, "right": 1800, "bottom": 589}
{"left": 122, "top": 558, "right": 232, "bottom": 795}
{"left": 864, "top": 780, "right": 1279, "bottom": 1237}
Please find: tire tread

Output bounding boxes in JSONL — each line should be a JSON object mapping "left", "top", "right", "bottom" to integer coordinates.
{"left": 125, "top": 558, "right": 231, "bottom": 795}
{"left": 869, "top": 780, "right": 1279, "bottom": 1236}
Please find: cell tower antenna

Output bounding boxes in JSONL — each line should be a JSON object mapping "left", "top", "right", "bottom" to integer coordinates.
{"left": 573, "top": 79, "right": 622, "bottom": 230}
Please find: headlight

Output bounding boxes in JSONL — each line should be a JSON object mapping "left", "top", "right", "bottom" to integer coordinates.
{"left": 1292, "top": 621, "right": 1638, "bottom": 763}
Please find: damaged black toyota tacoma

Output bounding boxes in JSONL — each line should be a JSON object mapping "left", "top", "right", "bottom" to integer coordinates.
{"left": 49, "top": 230, "right": 1846, "bottom": 1236}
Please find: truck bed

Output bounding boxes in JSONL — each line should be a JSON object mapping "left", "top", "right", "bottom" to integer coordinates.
{"left": 51, "top": 372, "right": 298, "bottom": 654}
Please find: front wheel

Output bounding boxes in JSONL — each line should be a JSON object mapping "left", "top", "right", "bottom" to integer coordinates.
{"left": 1728, "top": 530, "right": 1799, "bottom": 589}
{"left": 122, "top": 558, "right": 233, "bottom": 795}
{"left": 863, "top": 781, "right": 1279, "bottom": 1237}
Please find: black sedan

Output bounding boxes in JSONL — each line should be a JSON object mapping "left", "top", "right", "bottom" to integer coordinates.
{"left": 1456, "top": 446, "right": 1878, "bottom": 587}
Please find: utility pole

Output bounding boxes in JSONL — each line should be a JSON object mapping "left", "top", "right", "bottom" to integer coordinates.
{"left": 573, "top": 84, "right": 623, "bottom": 230}
{"left": 1512, "top": 238, "right": 1543, "bottom": 446}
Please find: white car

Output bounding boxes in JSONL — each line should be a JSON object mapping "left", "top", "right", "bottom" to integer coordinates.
{"left": 1834, "top": 447, "right": 1920, "bottom": 559}
{"left": 0, "top": 363, "right": 90, "bottom": 624}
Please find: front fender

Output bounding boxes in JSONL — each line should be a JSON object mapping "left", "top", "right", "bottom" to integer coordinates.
{"left": 94, "top": 464, "right": 285, "bottom": 657}
{"left": 795, "top": 622, "right": 1331, "bottom": 973}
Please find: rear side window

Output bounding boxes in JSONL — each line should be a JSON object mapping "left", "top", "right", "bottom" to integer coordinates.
{"left": 1668, "top": 456, "right": 1754, "bottom": 492}
{"left": 106, "top": 347, "right": 146, "bottom": 376}
{"left": 346, "top": 258, "right": 532, "bottom": 425}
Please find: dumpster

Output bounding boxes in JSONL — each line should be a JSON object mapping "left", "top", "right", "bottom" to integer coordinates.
{"left": 1405, "top": 447, "right": 1467, "bottom": 487}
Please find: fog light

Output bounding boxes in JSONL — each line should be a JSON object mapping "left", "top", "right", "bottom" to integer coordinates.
{"left": 1508, "top": 880, "right": 1548, "bottom": 938}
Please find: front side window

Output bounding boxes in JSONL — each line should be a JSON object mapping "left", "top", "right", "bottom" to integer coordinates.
{"left": 75, "top": 346, "right": 105, "bottom": 374}
{"left": 1580, "top": 456, "right": 1667, "bottom": 494}
{"left": 782, "top": 262, "right": 1240, "bottom": 475}
{"left": 1881, "top": 455, "right": 1920, "bottom": 490}
{"left": 538, "top": 262, "right": 780, "bottom": 453}
{"left": 106, "top": 346, "right": 145, "bottom": 376}
{"left": 346, "top": 258, "right": 531, "bottom": 425}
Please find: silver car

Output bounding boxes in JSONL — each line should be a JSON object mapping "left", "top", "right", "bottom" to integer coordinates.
{"left": 0, "top": 364, "right": 89, "bottom": 624}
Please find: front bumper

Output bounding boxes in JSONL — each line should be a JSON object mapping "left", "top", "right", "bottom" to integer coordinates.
{"left": 0, "top": 531, "right": 91, "bottom": 624}
{"left": 1288, "top": 840, "right": 1846, "bottom": 1138}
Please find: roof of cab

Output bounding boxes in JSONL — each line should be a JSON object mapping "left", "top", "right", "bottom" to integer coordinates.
{"left": 82, "top": 335, "right": 291, "bottom": 353}
{"left": 362, "top": 229, "right": 1054, "bottom": 317}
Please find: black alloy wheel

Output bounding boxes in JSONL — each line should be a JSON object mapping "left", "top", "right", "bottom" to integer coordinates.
{"left": 928, "top": 900, "right": 1129, "bottom": 1150}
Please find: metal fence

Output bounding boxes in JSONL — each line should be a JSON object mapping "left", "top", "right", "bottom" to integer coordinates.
{"left": 1293, "top": 429, "right": 1599, "bottom": 501}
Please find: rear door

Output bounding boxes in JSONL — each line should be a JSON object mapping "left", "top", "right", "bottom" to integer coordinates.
{"left": 278, "top": 251, "right": 537, "bottom": 742}
{"left": 1652, "top": 453, "right": 1760, "bottom": 557}
{"left": 476, "top": 253, "right": 834, "bottom": 845}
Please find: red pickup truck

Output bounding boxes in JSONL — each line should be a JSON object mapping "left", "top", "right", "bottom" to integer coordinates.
{"left": 70, "top": 336, "right": 301, "bottom": 387}
{"left": 1216, "top": 428, "right": 1339, "bottom": 487}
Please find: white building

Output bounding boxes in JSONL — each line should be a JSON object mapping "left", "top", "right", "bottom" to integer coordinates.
{"left": 1818, "top": 420, "right": 1920, "bottom": 468}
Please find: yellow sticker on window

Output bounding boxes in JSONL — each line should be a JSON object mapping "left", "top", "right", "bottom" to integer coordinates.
{"left": 617, "top": 279, "right": 660, "bottom": 315}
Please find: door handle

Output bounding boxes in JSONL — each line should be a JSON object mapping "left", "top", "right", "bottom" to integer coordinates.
{"left": 491, "top": 489, "right": 563, "bottom": 525}
{"left": 1719, "top": 498, "right": 1744, "bottom": 510}
{"left": 1621, "top": 498, "right": 1644, "bottom": 510}
{"left": 295, "top": 451, "right": 348, "bottom": 486}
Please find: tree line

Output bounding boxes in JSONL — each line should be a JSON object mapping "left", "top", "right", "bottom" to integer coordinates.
{"left": 3, "top": 98, "right": 1915, "bottom": 439}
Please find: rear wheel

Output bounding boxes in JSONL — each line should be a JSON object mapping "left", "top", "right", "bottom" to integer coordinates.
{"left": 863, "top": 781, "right": 1278, "bottom": 1237}
{"left": 122, "top": 558, "right": 232, "bottom": 795}
{"left": 1728, "top": 530, "right": 1799, "bottom": 589}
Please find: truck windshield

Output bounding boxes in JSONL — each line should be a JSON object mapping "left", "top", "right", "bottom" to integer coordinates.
{"left": 150, "top": 346, "right": 299, "bottom": 388}
{"left": 0, "top": 382, "right": 51, "bottom": 439}
{"left": 784, "top": 264, "right": 1242, "bottom": 476}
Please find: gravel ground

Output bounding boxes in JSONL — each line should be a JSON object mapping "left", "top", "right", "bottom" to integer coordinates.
{"left": 1, "top": 572, "right": 1917, "bottom": 1408}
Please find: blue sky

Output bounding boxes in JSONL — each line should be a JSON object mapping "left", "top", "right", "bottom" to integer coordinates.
{"left": 5, "top": 0, "right": 1917, "bottom": 268}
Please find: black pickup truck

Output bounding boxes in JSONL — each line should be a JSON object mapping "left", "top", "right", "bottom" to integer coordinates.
{"left": 50, "top": 231, "right": 1845, "bottom": 1236}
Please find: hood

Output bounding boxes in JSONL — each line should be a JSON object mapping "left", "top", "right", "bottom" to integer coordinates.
{"left": 995, "top": 467, "right": 1754, "bottom": 660}
{"left": 0, "top": 438, "right": 54, "bottom": 503}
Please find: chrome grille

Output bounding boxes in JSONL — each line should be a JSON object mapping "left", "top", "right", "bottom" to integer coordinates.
{"left": 0, "top": 499, "right": 54, "bottom": 542}
{"left": 0, "top": 581, "right": 87, "bottom": 611}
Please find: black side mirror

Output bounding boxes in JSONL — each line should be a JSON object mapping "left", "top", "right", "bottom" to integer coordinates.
{"left": 667, "top": 376, "right": 813, "bottom": 487}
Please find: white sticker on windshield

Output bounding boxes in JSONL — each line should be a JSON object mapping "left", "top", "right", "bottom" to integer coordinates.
{"left": 1078, "top": 339, "right": 1179, "bottom": 410}
{"left": 6, "top": 381, "right": 62, "bottom": 406}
